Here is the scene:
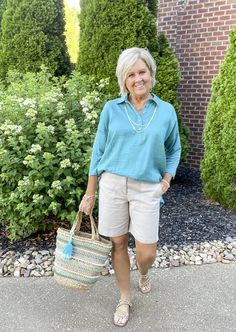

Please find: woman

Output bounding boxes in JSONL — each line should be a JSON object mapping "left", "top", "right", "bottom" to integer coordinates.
{"left": 79, "top": 47, "right": 181, "bottom": 327}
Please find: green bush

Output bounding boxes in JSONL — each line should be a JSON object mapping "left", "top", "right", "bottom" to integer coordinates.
{"left": 0, "top": 0, "right": 71, "bottom": 81}
{"left": 201, "top": 27, "right": 236, "bottom": 211}
{"left": 0, "top": 68, "right": 110, "bottom": 240}
{"left": 154, "top": 33, "right": 189, "bottom": 162}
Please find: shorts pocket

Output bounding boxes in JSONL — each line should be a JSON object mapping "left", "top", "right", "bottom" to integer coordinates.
{"left": 155, "top": 183, "right": 163, "bottom": 198}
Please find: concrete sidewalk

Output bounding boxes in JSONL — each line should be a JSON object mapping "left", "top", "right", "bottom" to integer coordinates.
{"left": 1, "top": 263, "right": 236, "bottom": 332}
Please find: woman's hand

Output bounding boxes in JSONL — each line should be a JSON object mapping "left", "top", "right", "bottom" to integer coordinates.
{"left": 160, "top": 179, "right": 170, "bottom": 194}
{"left": 79, "top": 194, "right": 96, "bottom": 215}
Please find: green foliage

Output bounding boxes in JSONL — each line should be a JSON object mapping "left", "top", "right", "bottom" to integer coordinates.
{"left": 0, "top": 68, "right": 110, "bottom": 240}
{"left": 201, "top": 27, "right": 236, "bottom": 211}
{"left": 145, "top": 0, "right": 158, "bottom": 16}
{"left": 154, "top": 33, "right": 189, "bottom": 162}
{"left": 0, "top": 0, "right": 6, "bottom": 44}
{"left": 0, "top": 0, "right": 6, "bottom": 31}
{"left": 78, "top": 0, "right": 159, "bottom": 95}
{"left": 64, "top": 0, "right": 80, "bottom": 64}
{"left": 0, "top": 0, "right": 71, "bottom": 81}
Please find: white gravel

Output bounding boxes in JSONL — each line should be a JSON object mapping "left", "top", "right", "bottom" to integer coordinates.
{"left": 1, "top": 238, "right": 236, "bottom": 277}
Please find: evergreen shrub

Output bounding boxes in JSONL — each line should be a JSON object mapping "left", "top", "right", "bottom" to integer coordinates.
{"left": 154, "top": 33, "right": 189, "bottom": 162}
{"left": 201, "top": 27, "right": 236, "bottom": 211}
{"left": 0, "top": 0, "right": 71, "bottom": 81}
{"left": 0, "top": 68, "right": 110, "bottom": 240}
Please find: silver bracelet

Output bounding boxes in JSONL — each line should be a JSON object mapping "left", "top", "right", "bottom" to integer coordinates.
{"left": 83, "top": 194, "right": 95, "bottom": 202}
{"left": 161, "top": 179, "right": 170, "bottom": 188}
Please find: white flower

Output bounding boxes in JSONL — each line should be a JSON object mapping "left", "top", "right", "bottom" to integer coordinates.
{"left": 29, "top": 144, "right": 42, "bottom": 154}
{"left": 72, "top": 163, "right": 80, "bottom": 170}
{"left": 80, "top": 100, "right": 86, "bottom": 107}
{"left": 82, "top": 107, "right": 89, "bottom": 113}
{"left": 51, "top": 180, "right": 62, "bottom": 190}
{"left": 33, "top": 194, "right": 43, "bottom": 203}
{"left": 15, "top": 125, "right": 23, "bottom": 133}
{"left": 60, "top": 159, "right": 71, "bottom": 168}
{"left": 0, "top": 122, "right": 23, "bottom": 135}
{"left": 43, "top": 152, "right": 53, "bottom": 159}
{"left": 23, "top": 98, "right": 36, "bottom": 108}
{"left": 47, "top": 189, "right": 54, "bottom": 198}
{"left": 26, "top": 108, "right": 37, "bottom": 119}
{"left": 65, "top": 119, "right": 76, "bottom": 132}
{"left": 18, "top": 176, "right": 30, "bottom": 187}
{"left": 47, "top": 125, "right": 55, "bottom": 134}
{"left": 34, "top": 180, "right": 40, "bottom": 187}
{"left": 23, "top": 154, "right": 36, "bottom": 166}
{"left": 56, "top": 142, "right": 66, "bottom": 151}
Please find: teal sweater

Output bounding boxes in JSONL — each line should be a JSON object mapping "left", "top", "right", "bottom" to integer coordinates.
{"left": 89, "top": 94, "right": 181, "bottom": 183}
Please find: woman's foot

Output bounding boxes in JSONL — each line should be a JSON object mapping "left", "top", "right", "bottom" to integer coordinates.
{"left": 139, "top": 274, "right": 151, "bottom": 294}
{"left": 113, "top": 299, "right": 132, "bottom": 327}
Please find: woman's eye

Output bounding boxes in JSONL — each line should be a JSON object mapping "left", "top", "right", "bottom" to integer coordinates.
{"left": 128, "top": 73, "right": 134, "bottom": 78}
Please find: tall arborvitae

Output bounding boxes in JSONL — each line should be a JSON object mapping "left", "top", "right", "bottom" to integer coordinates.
{"left": 0, "top": 0, "right": 7, "bottom": 35}
{"left": 0, "top": 0, "right": 71, "bottom": 80}
{"left": 78, "top": 0, "right": 189, "bottom": 162}
{"left": 145, "top": 0, "right": 158, "bottom": 16}
{"left": 78, "top": 0, "right": 159, "bottom": 95}
{"left": 155, "top": 33, "right": 189, "bottom": 162}
{"left": 201, "top": 27, "right": 236, "bottom": 211}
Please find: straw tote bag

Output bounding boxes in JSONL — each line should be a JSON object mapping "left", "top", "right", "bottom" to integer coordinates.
{"left": 54, "top": 211, "right": 112, "bottom": 290}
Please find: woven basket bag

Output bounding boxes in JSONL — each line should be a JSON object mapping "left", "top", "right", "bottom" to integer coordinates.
{"left": 54, "top": 211, "right": 112, "bottom": 290}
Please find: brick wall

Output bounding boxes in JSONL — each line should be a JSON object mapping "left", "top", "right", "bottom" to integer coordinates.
{"left": 157, "top": 0, "right": 236, "bottom": 168}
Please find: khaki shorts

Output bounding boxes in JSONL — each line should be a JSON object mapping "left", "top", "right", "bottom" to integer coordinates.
{"left": 98, "top": 172, "right": 162, "bottom": 244}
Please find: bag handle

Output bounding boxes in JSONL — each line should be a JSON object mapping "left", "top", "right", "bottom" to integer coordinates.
{"left": 71, "top": 211, "right": 100, "bottom": 241}
{"left": 62, "top": 211, "right": 100, "bottom": 260}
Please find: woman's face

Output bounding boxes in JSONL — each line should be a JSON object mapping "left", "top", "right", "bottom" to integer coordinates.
{"left": 125, "top": 59, "right": 152, "bottom": 99}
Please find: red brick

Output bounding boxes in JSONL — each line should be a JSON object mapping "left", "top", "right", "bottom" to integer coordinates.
{"left": 157, "top": 0, "right": 233, "bottom": 168}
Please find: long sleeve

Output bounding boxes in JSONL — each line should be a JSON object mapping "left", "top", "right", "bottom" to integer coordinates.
{"left": 165, "top": 110, "right": 181, "bottom": 178}
{"left": 89, "top": 105, "right": 109, "bottom": 176}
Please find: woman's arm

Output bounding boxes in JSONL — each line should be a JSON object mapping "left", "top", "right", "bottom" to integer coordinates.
{"left": 161, "top": 172, "right": 172, "bottom": 193}
{"left": 85, "top": 175, "right": 98, "bottom": 196}
{"left": 79, "top": 176, "right": 98, "bottom": 215}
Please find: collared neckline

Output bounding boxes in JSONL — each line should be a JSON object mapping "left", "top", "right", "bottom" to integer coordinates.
{"left": 116, "top": 93, "right": 159, "bottom": 107}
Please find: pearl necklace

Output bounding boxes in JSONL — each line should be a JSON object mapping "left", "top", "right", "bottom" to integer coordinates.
{"left": 124, "top": 104, "right": 157, "bottom": 133}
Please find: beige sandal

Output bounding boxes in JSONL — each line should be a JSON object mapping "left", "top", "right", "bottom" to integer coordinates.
{"left": 113, "top": 299, "right": 132, "bottom": 327}
{"left": 139, "top": 274, "right": 151, "bottom": 294}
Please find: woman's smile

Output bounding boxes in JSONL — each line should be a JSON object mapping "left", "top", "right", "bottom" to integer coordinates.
{"left": 125, "top": 59, "right": 152, "bottom": 99}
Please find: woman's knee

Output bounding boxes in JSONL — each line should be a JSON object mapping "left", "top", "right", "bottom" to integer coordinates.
{"left": 110, "top": 234, "right": 129, "bottom": 251}
{"left": 138, "top": 250, "right": 156, "bottom": 263}
{"left": 136, "top": 243, "right": 157, "bottom": 263}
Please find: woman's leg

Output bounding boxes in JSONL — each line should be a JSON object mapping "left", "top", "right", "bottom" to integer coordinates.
{"left": 135, "top": 239, "right": 157, "bottom": 293}
{"left": 111, "top": 233, "right": 131, "bottom": 326}
{"left": 135, "top": 239, "right": 157, "bottom": 275}
{"left": 111, "top": 233, "right": 131, "bottom": 300}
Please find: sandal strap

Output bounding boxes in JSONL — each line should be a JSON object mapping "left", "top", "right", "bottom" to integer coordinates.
{"left": 116, "top": 299, "right": 132, "bottom": 309}
{"left": 139, "top": 275, "right": 150, "bottom": 287}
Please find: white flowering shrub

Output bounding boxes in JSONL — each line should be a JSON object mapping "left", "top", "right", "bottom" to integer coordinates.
{"left": 0, "top": 68, "right": 110, "bottom": 240}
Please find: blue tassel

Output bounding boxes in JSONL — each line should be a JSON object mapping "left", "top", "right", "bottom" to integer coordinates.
{"left": 63, "top": 238, "right": 73, "bottom": 260}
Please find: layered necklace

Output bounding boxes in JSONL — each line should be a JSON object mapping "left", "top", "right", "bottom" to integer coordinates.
{"left": 124, "top": 104, "right": 157, "bottom": 133}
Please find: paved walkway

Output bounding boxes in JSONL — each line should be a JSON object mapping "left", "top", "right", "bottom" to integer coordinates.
{"left": 1, "top": 263, "right": 236, "bottom": 332}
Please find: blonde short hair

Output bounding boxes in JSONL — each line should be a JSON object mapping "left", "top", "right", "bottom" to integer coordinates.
{"left": 116, "top": 47, "right": 156, "bottom": 96}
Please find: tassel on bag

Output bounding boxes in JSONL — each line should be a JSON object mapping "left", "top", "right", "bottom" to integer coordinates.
{"left": 62, "top": 235, "right": 73, "bottom": 260}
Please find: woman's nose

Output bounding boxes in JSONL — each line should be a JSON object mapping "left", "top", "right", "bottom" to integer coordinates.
{"left": 134, "top": 74, "right": 142, "bottom": 82}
